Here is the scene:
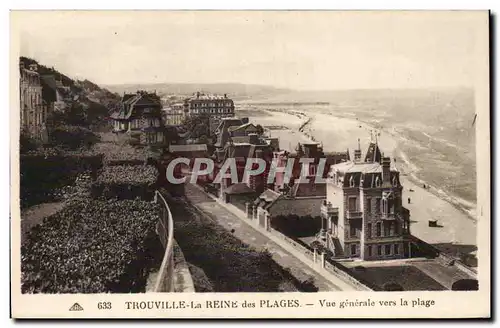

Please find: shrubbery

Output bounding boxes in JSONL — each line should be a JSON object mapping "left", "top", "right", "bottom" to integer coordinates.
{"left": 271, "top": 214, "right": 322, "bottom": 238}
{"left": 49, "top": 125, "right": 100, "bottom": 150}
{"left": 21, "top": 199, "right": 163, "bottom": 293}
{"left": 20, "top": 153, "right": 103, "bottom": 208}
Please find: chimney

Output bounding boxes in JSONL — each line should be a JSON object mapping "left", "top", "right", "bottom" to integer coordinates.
{"left": 196, "top": 92, "right": 200, "bottom": 99}
{"left": 354, "top": 138, "right": 362, "bottom": 162}
{"left": 241, "top": 117, "right": 249, "bottom": 124}
{"left": 382, "top": 156, "right": 391, "bottom": 184}
{"left": 224, "top": 93, "right": 227, "bottom": 98}
{"left": 249, "top": 133, "right": 259, "bottom": 145}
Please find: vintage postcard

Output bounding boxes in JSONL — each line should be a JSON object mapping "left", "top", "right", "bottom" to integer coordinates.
{"left": 10, "top": 10, "right": 490, "bottom": 319}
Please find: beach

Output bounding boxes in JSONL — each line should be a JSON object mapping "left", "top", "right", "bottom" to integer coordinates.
{"left": 242, "top": 108, "right": 477, "bottom": 254}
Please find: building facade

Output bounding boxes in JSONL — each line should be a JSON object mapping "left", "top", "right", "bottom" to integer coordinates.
{"left": 163, "top": 102, "right": 185, "bottom": 126}
{"left": 111, "top": 91, "right": 166, "bottom": 146}
{"left": 20, "top": 61, "right": 46, "bottom": 139}
{"left": 184, "top": 92, "right": 235, "bottom": 133}
{"left": 321, "top": 142, "right": 411, "bottom": 261}
{"left": 273, "top": 142, "right": 350, "bottom": 196}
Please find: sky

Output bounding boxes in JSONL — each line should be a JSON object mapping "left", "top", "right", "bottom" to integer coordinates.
{"left": 12, "top": 11, "right": 488, "bottom": 90}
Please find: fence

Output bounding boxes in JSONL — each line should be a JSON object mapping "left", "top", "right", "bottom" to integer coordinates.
{"left": 268, "top": 227, "right": 373, "bottom": 291}
{"left": 154, "top": 190, "right": 176, "bottom": 292}
{"left": 410, "top": 235, "right": 477, "bottom": 277}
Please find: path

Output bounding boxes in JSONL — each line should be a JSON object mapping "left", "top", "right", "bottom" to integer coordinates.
{"left": 184, "top": 183, "right": 361, "bottom": 291}
{"left": 21, "top": 202, "right": 66, "bottom": 243}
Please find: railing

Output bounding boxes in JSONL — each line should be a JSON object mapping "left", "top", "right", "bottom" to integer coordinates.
{"left": 154, "top": 190, "right": 175, "bottom": 292}
{"left": 346, "top": 211, "right": 363, "bottom": 219}
{"left": 268, "top": 228, "right": 373, "bottom": 291}
{"left": 381, "top": 212, "right": 399, "bottom": 220}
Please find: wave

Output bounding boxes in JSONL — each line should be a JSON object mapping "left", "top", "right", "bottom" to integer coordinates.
{"left": 396, "top": 148, "right": 477, "bottom": 222}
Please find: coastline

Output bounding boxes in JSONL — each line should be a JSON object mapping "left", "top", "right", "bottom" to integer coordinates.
{"left": 241, "top": 106, "right": 477, "bottom": 250}
{"left": 332, "top": 113, "right": 478, "bottom": 223}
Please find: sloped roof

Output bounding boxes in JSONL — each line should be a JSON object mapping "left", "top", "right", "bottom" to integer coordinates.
{"left": 224, "top": 183, "right": 256, "bottom": 195}
{"left": 330, "top": 161, "right": 398, "bottom": 175}
{"left": 290, "top": 182, "right": 327, "bottom": 198}
{"left": 41, "top": 75, "right": 58, "bottom": 91}
{"left": 364, "top": 142, "right": 383, "bottom": 163}
{"left": 267, "top": 198, "right": 324, "bottom": 218}
{"left": 215, "top": 118, "right": 245, "bottom": 147}
{"left": 228, "top": 122, "right": 258, "bottom": 133}
{"left": 254, "top": 189, "right": 282, "bottom": 209}
{"left": 111, "top": 92, "right": 162, "bottom": 120}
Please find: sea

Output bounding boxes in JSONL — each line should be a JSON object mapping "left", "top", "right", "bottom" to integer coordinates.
{"left": 241, "top": 88, "right": 477, "bottom": 217}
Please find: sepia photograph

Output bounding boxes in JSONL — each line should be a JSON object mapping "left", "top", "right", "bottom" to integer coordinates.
{"left": 10, "top": 9, "right": 490, "bottom": 318}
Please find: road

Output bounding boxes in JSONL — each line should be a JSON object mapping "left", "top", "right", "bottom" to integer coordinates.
{"left": 184, "top": 183, "right": 359, "bottom": 291}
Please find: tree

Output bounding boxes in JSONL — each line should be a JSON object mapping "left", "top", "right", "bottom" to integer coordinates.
{"left": 255, "top": 124, "right": 265, "bottom": 135}
{"left": 182, "top": 114, "right": 210, "bottom": 139}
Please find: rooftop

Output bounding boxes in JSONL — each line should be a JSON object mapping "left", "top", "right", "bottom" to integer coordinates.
{"left": 169, "top": 144, "right": 208, "bottom": 153}
{"left": 330, "top": 161, "right": 398, "bottom": 175}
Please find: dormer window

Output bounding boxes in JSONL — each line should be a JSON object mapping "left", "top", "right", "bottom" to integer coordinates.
{"left": 375, "top": 176, "right": 381, "bottom": 187}
{"left": 349, "top": 176, "right": 355, "bottom": 187}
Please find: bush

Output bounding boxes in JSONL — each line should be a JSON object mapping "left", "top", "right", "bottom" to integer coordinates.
{"left": 49, "top": 125, "right": 100, "bottom": 150}
{"left": 20, "top": 153, "right": 103, "bottom": 208}
{"left": 21, "top": 199, "right": 162, "bottom": 293}
{"left": 20, "top": 133, "right": 40, "bottom": 154}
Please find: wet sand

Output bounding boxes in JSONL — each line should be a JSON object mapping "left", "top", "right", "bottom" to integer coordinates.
{"left": 246, "top": 109, "right": 477, "bottom": 254}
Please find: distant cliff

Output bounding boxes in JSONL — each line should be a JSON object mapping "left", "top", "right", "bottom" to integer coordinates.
{"left": 102, "top": 82, "right": 293, "bottom": 100}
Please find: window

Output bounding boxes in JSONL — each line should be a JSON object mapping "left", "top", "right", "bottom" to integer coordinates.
{"left": 348, "top": 197, "right": 357, "bottom": 211}
{"left": 366, "top": 198, "right": 372, "bottom": 213}
{"left": 385, "top": 244, "right": 391, "bottom": 255}
{"left": 310, "top": 165, "right": 316, "bottom": 176}
{"left": 375, "top": 176, "right": 381, "bottom": 187}
{"left": 389, "top": 221, "right": 395, "bottom": 236}
{"left": 349, "top": 175, "right": 355, "bottom": 187}
{"left": 351, "top": 244, "right": 357, "bottom": 256}
{"left": 368, "top": 246, "right": 372, "bottom": 256}
{"left": 376, "top": 222, "right": 381, "bottom": 237}
{"left": 367, "top": 223, "right": 372, "bottom": 238}
{"left": 394, "top": 244, "right": 399, "bottom": 255}
{"left": 384, "top": 222, "right": 390, "bottom": 236}
{"left": 350, "top": 225, "right": 357, "bottom": 238}
{"left": 382, "top": 198, "right": 388, "bottom": 215}
{"left": 376, "top": 198, "right": 381, "bottom": 213}
{"left": 146, "top": 132, "right": 157, "bottom": 144}
{"left": 377, "top": 245, "right": 382, "bottom": 255}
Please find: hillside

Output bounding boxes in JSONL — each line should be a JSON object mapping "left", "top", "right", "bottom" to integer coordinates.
{"left": 20, "top": 56, "right": 121, "bottom": 119}
{"left": 102, "top": 82, "right": 292, "bottom": 100}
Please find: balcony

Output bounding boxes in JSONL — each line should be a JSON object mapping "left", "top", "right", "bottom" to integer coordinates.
{"left": 346, "top": 210, "right": 363, "bottom": 220}
{"left": 381, "top": 212, "right": 400, "bottom": 220}
{"left": 321, "top": 201, "right": 339, "bottom": 216}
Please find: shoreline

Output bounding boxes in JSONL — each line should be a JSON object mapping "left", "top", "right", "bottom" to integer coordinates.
{"left": 328, "top": 112, "right": 478, "bottom": 223}
{"left": 242, "top": 106, "right": 477, "bottom": 249}
{"left": 249, "top": 105, "right": 477, "bottom": 223}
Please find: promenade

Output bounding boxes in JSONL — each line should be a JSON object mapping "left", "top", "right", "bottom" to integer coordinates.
{"left": 184, "top": 183, "right": 361, "bottom": 291}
